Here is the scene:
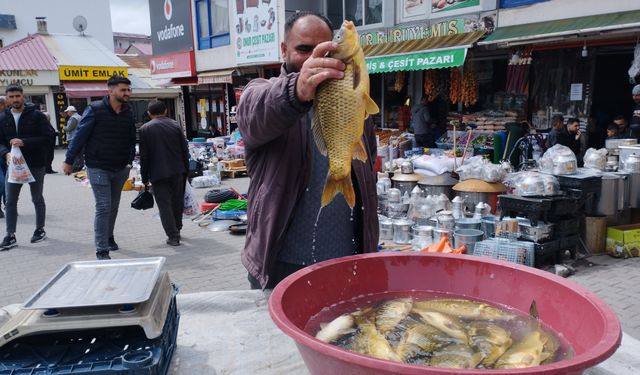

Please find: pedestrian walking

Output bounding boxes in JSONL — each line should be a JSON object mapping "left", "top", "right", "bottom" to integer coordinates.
{"left": 411, "top": 96, "right": 436, "bottom": 148}
{"left": 0, "top": 96, "right": 6, "bottom": 217}
{"left": 237, "top": 11, "right": 378, "bottom": 289}
{"left": 43, "top": 112, "right": 58, "bottom": 174}
{"left": 139, "top": 100, "right": 189, "bottom": 246}
{"left": 63, "top": 106, "right": 84, "bottom": 171}
{"left": 0, "top": 84, "right": 55, "bottom": 249}
{"left": 62, "top": 76, "right": 136, "bottom": 260}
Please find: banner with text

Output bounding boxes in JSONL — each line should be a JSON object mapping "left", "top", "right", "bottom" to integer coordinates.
{"left": 231, "top": 0, "right": 279, "bottom": 65}
{"left": 365, "top": 48, "right": 466, "bottom": 74}
{"left": 59, "top": 66, "right": 128, "bottom": 81}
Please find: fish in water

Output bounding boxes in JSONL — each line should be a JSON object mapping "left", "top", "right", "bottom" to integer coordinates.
{"left": 413, "top": 298, "right": 516, "bottom": 321}
{"left": 412, "top": 309, "right": 469, "bottom": 343}
{"left": 429, "top": 343, "right": 484, "bottom": 369}
{"left": 494, "top": 330, "right": 550, "bottom": 369}
{"left": 312, "top": 20, "right": 380, "bottom": 208}
{"left": 468, "top": 321, "right": 513, "bottom": 367}
{"left": 374, "top": 298, "right": 413, "bottom": 336}
{"left": 395, "top": 323, "right": 450, "bottom": 361}
{"left": 352, "top": 322, "right": 402, "bottom": 362}
{"left": 315, "top": 313, "right": 356, "bottom": 343}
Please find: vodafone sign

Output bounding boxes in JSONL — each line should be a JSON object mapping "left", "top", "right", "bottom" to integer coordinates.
{"left": 150, "top": 51, "right": 195, "bottom": 79}
{"left": 149, "top": 0, "right": 193, "bottom": 56}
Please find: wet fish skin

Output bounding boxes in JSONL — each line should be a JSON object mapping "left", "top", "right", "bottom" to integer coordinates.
{"left": 315, "top": 313, "right": 356, "bottom": 343}
{"left": 375, "top": 298, "right": 413, "bottom": 336}
{"left": 429, "top": 343, "right": 484, "bottom": 369}
{"left": 395, "top": 323, "right": 443, "bottom": 360}
{"left": 412, "top": 309, "right": 469, "bottom": 343}
{"left": 312, "top": 20, "right": 380, "bottom": 208}
{"left": 495, "top": 330, "right": 550, "bottom": 369}
{"left": 468, "top": 321, "right": 513, "bottom": 367}
{"left": 353, "top": 322, "right": 402, "bottom": 362}
{"left": 413, "top": 298, "right": 516, "bottom": 321}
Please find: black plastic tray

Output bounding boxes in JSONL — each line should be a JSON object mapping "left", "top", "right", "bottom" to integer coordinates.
{"left": 0, "top": 287, "right": 179, "bottom": 375}
{"left": 499, "top": 194, "right": 581, "bottom": 226}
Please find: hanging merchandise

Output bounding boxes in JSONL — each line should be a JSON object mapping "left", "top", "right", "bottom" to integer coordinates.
{"left": 629, "top": 43, "right": 640, "bottom": 84}
{"left": 423, "top": 70, "right": 438, "bottom": 102}
{"left": 394, "top": 71, "right": 406, "bottom": 92}
{"left": 450, "top": 67, "right": 462, "bottom": 104}
{"left": 461, "top": 62, "right": 479, "bottom": 108}
{"left": 506, "top": 47, "right": 533, "bottom": 94}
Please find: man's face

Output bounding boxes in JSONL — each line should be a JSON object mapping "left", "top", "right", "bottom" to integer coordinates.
{"left": 634, "top": 94, "right": 640, "bottom": 105}
{"left": 607, "top": 129, "right": 616, "bottom": 138}
{"left": 6, "top": 90, "right": 24, "bottom": 110}
{"left": 614, "top": 118, "right": 626, "bottom": 129}
{"left": 567, "top": 122, "right": 579, "bottom": 134}
{"left": 281, "top": 16, "right": 333, "bottom": 73}
{"left": 109, "top": 83, "right": 131, "bottom": 103}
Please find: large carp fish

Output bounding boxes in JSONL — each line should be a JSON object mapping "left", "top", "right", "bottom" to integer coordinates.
{"left": 312, "top": 20, "right": 379, "bottom": 209}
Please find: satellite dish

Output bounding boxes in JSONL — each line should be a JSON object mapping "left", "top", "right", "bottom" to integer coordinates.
{"left": 73, "top": 16, "right": 88, "bottom": 34}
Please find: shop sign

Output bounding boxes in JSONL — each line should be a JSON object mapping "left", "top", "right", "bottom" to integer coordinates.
{"left": 432, "top": 0, "right": 480, "bottom": 14}
{"left": 59, "top": 66, "right": 128, "bottom": 81}
{"left": 149, "top": 0, "right": 194, "bottom": 55}
{"left": 500, "top": 0, "right": 549, "bottom": 8}
{"left": 365, "top": 48, "right": 466, "bottom": 74}
{"left": 231, "top": 0, "right": 279, "bottom": 65}
{"left": 150, "top": 50, "right": 195, "bottom": 79}
{"left": 360, "top": 15, "right": 487, "bottom": 46}
{"left": 53, "top": 92, "right": 68, "bottom": 144}
{"left": 0, "top": 70, "right": 59, "bottom": 87}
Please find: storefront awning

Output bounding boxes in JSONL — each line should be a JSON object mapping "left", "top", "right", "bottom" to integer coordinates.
{"left": 364, "top": 31, "right": 485, "bottom": 74}
{"left": 63, "top": 82, "right": 108, "bottom": 98}
{"left": 198, "top": 69, "right": 237, "bottom": 84}
{"left": 478, "top": 10, "right": 640, "bottom": 46}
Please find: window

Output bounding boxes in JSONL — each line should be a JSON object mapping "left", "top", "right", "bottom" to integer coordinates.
{"left": 195, "top": 0, "right": 230, "bottom": 50}
{"left": 327, "top": 0, "right": 382, "bottom": 29}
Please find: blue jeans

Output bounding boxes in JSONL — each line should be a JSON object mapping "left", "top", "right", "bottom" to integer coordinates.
{"left": 87, "top": 167, "right": 130, "bottom": 252}
{"left": 5, "top": 166, "right": 46, "bottom": 234}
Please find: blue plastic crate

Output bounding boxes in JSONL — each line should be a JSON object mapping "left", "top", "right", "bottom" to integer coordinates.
{"left": 0, "top": 286, "right": 179, "bottom": 375}
{"left": 212, "top": 209, "right": 246, "bottom": 220}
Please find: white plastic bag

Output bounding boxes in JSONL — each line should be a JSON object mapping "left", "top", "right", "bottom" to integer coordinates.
{"left": 183, "top": 180, "right": 199, "bottom": 216}
{"left": 583, "top": 148, "right": 608, "bottom": 171}
{"left": 7, "top": 145, "right": 35, "bottom": 184}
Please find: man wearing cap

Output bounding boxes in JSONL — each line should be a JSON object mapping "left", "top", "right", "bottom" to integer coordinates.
{"left": 631, "top": 85, "right": 640, "bottom": 141}
{"left": 63, "top": 106, "right": 84, "bottom": 171}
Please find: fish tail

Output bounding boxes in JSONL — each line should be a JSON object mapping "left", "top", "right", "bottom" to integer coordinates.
{"left": 322, "top": 174, "right": 356, "bottom": 208}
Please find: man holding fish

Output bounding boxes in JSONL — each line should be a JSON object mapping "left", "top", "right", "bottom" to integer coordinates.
{"left": 237, "top": 12, "right": 379, "bottom": 289}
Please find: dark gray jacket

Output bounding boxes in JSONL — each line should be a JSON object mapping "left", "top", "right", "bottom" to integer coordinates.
{"left": 237, "top": 66, "right": 379, "bottom": 288}
{"left": 139, "top": 116, "right": 189, "bottom": 184}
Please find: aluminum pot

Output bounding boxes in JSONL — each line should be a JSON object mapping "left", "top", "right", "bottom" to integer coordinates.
{"left": 417, "top": 173, "right": 458, "bottom": 200}
{"left": 379, "top": 217, "right": 393, "bottom": 241}
{"left": 630, "top": 172, "right": 640, "bottom": 208}
{"left": 614, "top": 172, "right": 630, "bottom": 210}
{"left": 595, "top": 174, "right": 620, "bottom": 216}
{"left": 456, "top": 191, "right": 493, "bottom": 214}
{"left": 624, "top": 154, "right": 640, "bottom": 172}
{"left": 453, "top": 229, "right": 485, "bottom": 252}
{"left": 433, "top": 228, "right": 452, "bottom": 242}
{"left": 481, "top": 216, "right": 497, "bottom": 238}
{"left": 455, "top": 218, "right": 482, "bottom": 231}
{"left": 392, "top": 219, "right": 414, "bottom": 244}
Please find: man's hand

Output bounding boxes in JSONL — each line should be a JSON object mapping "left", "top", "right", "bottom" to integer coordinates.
{"left": 62, "top": 163, "right": 73, "bottom": 175}
{"left": 575, "top": 130, "right": 581, "bottom": 140}
{"left": 295, "top": 41, "right": 345, "bottom": 103}
{"left": 4, "top": 153, "right": 10, "bottom": 164}
{"left": 9, "top": 138, "right": 24, "bottom": 147}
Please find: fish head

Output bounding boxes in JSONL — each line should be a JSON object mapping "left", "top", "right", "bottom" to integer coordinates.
{"left": 331, "top": 20, "right": 360, "bottom": 60}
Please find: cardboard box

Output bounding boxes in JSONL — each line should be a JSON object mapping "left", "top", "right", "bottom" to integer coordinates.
{"left": 606, "top": 224, "right": 640, "bottom": 258}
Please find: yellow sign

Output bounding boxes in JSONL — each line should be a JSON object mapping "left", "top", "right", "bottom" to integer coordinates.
{"left": 59, "top": 66, "right": 128, "bottom": 81}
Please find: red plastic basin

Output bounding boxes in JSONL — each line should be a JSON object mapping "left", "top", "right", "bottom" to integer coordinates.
{"left": 269, "top": 253, "right": 621, "bottom": 375}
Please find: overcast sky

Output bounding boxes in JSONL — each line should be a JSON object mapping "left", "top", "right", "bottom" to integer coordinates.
{"left": 110, "top": 0, "right": 151, "bottom": 35}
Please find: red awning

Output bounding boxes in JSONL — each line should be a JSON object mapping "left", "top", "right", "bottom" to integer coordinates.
{"left": 63, "top": 82, "right": 108, "bottom": 98}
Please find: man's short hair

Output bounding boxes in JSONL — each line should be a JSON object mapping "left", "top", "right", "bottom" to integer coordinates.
{"left": 0, "top": 96, "right": 5, "bottom": 104}
{"left": 551, "top": 114, "right": 564, "bottom": 125}
{"left": 613, "top": 115, "right": 626, "bottom": 122}
{"left": 284, "top": 11, "right": 333, "bottom": 39}
{"left": 107, "top": 75, "right": 131, "bottom": 88}
{"left": 567, "top": 117, "right": 580, "bottom": 125}
{"left": 5, "top": 84, "right": 23, "bottom": 94}
{"left": 147, "top": 100, "right": 167, "bottom": 116}
{"left": 607, "top": 124, "right": 619, "bottom": 132}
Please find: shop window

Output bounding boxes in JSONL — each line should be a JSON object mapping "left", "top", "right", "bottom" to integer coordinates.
{"left": 327, "top": 0, "right": 383, "bottom": 29}
{"left": 195, "top": 0, "right": 230, "bottom": 50}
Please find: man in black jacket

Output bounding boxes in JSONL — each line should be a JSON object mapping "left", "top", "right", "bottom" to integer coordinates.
{"left": 139, "top": 100, "right": 189, "bottom": 246}
{"left": 0, "top": 84, "right": 55, "bottom": 249}
{"left": 62, "top": 76, "right": 136, "bottom": 260}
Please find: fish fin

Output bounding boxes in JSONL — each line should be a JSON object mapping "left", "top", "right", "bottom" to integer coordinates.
{"left": 311, "top": 111, "right": 328, "bottom": 156}
{"left": 352, "top": 139, "right": 368, "bottom": 162}
{"left": 364, "top": 94, "right": 380, "bottom": 116}
{"left": 353, "top": 62, "right": 360, "bottom": 90}
{"left": 322, "top": 174, "right": 356, "bottom": 208}
{"left": 529, "top": 300, "right": 539, "bottom": 320}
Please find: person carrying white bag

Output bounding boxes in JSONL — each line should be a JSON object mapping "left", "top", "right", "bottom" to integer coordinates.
{"left": 0, "top": 84, "right": 55, "bottom": 250}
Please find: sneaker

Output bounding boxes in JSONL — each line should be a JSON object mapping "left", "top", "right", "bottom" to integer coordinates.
{"left": 0, "top": 234, "right": 16, "bottom": 250}
{"left": 96, "top": 251, "right": 111, "bottom": 260}
{"left": 108, "top": 237, "right": 119, "bottom": 251}
{"left": 166, "top": 237, "right": 180, "bottom": 246}
{"left": 30, "top": 228, "right": 47, "bottom": 243}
